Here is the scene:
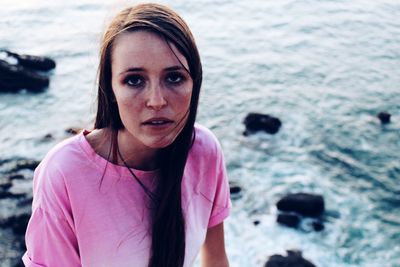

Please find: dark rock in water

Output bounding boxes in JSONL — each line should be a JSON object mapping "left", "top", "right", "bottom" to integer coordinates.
{"left": 0, "top": 182, "right": 13, "bottom": 191}
{"left": 7, "top": 173, "right": 26, "bottom": 180}
{"left": 1, "top": 213, "right": 31, "bottom": 235}
{"left": 377, "top": 111, "right": 391, "bottom": 124}
{"left": 12, "top": 213, "right": 31, "bottom": 235}
{"left": 0, "top": 191, "right": 26, "bottom": 200}
{"left": 43, "top": 133, "right": 54, "bottom": 141}
{"left": 277, "top": 214, "right": 301, "bottom": 228}
{"left": 277, "top": 193, "right": 325, "bottom": 217}
{"left": 0, "top": 59, "right": 49, "bottom": 92}
{"left": 0, "top": 158, "right": 12, "bottom": 166}
{"left": 243, "top": 113, "right": 282, "bottom": 135}
{"left": 265, "top": 250, "right": 316, "bottom": 267}
{"left": 230, "top": 185, "right": 242, "bottom": 194}
{"left": 312, "top": 221, "right": 324, "bottom": 232}
{"left": 4, "top": 50, "right": 56, "bottom": 71}
{"left": 65, "top": 127, "right": 82, "bottom": 135}
{"left": 13, "top": 260, "right": 25, "bottom": 267}
{"left": 10, "top": 159, "right": 40, "bottom": 172}
{"left": 17, "top": 197, "right": 33, "bottom": 207}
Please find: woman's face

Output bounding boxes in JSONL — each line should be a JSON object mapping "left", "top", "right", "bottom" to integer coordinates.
{"left": 111, "top": 30, "right": 193, "bottom": 149}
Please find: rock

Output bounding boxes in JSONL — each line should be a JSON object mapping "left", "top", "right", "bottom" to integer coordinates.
{"left": 43, "top": 133, "right": 54, "bottom": 141}
{"left": 0, "top": 182, "right": 13, "bottom": 191}
{"left": 253, "top": 220, "right": 260, "bottom": 226}
{"left": 0, "top": 158, "right": 12, "bottom": 166}
{"left": 243, "top": 113, "right": 282, "bottom": 135}
{"left": 0, "top": 59, "right": 49, "bottom": 92}
{"left": 0, "top": 191, "right": 26, "bottom": 200}
{"left": 1, "top": 213, "right": 31, "bottom": 235}
{"left": 7, "top": 173, "right": 25, "bottom": 180}
{"left": 65, "top": 127, "right": 82, "bottom": 135}
{"left": 230, "top": 185, "right": 242, "bottom": 194}
{"left": 265, "top": 250, "right": 316, "bottom": 267}
{"left": 377, "top": 112, "right": 391, "bottom": 124}
{"left": 13, "top": 260, "right": 25, "bottom": 267}
{"left": 277, "top": 214, "right": 300, "bottom": 228}
{"left": 312, "top": 221, "right": 324, "bottom": 232}
{"left": 3, "top": 50, "right": 56, "bottom": 71}
{"left": 12, "top": 213, "right": 31, "bottom": 235}
{"left": 277, "top": 193, "right": 325, "bottom": 217}
{"left": 10, "top": 159, "right": 40, "bottom": 172}
{"left": 17, "top": 197, "right": 33, "bottom": 207}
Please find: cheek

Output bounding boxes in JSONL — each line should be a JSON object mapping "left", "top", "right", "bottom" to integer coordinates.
{"left": 180, "top": 84, "right": 193, "bottom": 107}
{"left": 175, "top": 91, "right": 192, "bottom": 114}
{"left": 113, "top": 91, "right": 142, "bottom": 120}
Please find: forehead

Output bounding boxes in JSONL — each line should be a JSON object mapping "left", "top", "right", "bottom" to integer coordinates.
{"left": 111, "top": 30, "right": 189, "bottom": 71}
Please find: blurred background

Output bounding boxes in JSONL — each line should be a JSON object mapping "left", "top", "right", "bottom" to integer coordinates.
{"left": 0, "top": 0, "right": 399, "bottom": 266}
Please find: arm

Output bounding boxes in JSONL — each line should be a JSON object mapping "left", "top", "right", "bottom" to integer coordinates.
{"left": 22, "top": 160, "right": 81, "bottom": 267}
{"left": 23, "top": 207, "right": 81, "bottom": 267}
{"left": 200, "top": 222, "right": 229, "bottom": 267}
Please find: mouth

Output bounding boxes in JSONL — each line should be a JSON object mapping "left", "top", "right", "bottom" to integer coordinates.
{"left": 142, "top": 118, "right": 174, "bottom": 126}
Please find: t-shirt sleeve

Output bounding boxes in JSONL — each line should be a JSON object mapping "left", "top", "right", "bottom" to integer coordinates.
{"left": 22, "top": 207, "right": 81, "bottom": 267}
{"left": 22, "top": 160, "right": 81, "bottom": 267}
{"left": 207, "top": 137, "right": 232, "bottom": 228}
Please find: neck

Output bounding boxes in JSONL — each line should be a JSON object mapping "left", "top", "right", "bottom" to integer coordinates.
{"left": 115, "top": 129, "right": 159, "bottom": 171}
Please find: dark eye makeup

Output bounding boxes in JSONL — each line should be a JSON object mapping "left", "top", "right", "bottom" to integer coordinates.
{"left": 165, "top": 72, "right": 187, "bottom": 85}
{"left": 123, "top": 74, "right": 144, "bottom": 87}
{"left": 122, "top": 71, "right": 189, "bottom": 89}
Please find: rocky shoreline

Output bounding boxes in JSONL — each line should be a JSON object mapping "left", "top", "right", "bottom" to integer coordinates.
{"left": 0, "top": 50, "right": 56, "bottom": 93}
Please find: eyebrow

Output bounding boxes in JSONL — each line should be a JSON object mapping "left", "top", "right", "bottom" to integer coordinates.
{"left": 119, "top": 65, "right": 185, "bottom": 76}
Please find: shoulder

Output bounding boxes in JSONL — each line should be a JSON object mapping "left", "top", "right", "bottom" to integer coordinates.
{"left": 39, "top": 131, "right": 87, "bottom": 171}
{"left": 30, "top": 133, "right": 84, "bottom": 210}
{"left": 33, "top": 131, "right": 90, "bottom": 196}
{"left": 192, "top": 123, "right": 223, "bottom": 157}
{"left": 186, "top": 123, "right": 225, "bottom": 176}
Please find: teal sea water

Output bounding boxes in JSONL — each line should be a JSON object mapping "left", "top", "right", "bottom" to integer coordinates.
{"left": 0, "top": 0, "right": 399, "bottom": 266}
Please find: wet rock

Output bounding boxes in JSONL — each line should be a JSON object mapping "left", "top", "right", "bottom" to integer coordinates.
{"left": 243, "top": 113, "right": 282, "bottom": 135}
{"left": 0, "top": 59, "right": 50, "bottom": 92}
{"left": 0, "top": 182, "right": 12, "bottom": 191}
{"left": 312, "top": 221, "right": 324, "bottom": 232}
{"left": 38, "top": 133, "right": 54, "bottom": 142}
{"left": 265, "top": 250, "right": 316, "bottom": 267}
{"left": 13, "top": 260, "right": 25, "bottom": 267}
{"left": 1, "top": 213, "right": 31, "bottom": 235}
{"left": 377, "top": 111, "right": 391, "bottom": 124}
{"left": 10, "top": 159, "right": 40, "bottom": 172}
{"left": 0, "top": 191, "right": 26, "bottom": 200}
{"left": 277, "top": 193, "right": 325, "bottom": 217}
{"left": 7, "top": 173, "right": 25, "bottom": 180}
{"left": 0, "top": 158, "right": 12, "bottom": 166}
{"left": 65, "top": 127, "right": 82, "bottom": 135}
{"left": 0, "top": 50, "right": 55, "bottom": 92}
{"left": 3, "top": 50, "right": 56, "bottom": 71}
{"left": 230, "top": 185, "right": 242, "bottom": 194}
{"left": 17, "top": 197, "right": 33, "bottom": 207}
{"left": 277, "top": 214, "right": 300, "bottom": 228}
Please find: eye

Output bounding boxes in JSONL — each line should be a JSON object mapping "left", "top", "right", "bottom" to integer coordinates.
{"left": 166, "top": 72, "right": 186, "bottom": 85}
{"left": 124, "top": 75, "right": 144, "bottom": 87}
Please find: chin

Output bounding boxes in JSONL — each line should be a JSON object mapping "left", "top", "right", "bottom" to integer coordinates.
{"left": 144, "top": 136, "right": 177, "bottom": 149}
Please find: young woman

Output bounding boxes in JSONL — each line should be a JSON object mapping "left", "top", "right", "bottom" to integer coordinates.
{"left": 23, "top": 3, "right": 231, "bottom": 267}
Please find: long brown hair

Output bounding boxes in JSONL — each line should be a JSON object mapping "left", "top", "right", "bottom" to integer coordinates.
{"left": 94, "top": 3, "right": 202, "bottom": 267}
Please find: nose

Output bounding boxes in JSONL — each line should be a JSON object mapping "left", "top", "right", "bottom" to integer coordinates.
{"left": 145, "top": 82, "right": 167, "bottom": 111}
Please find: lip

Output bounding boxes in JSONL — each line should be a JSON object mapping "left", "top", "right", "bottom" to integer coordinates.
{"left": 142, "top": 117, "right": 174, "bottom": 125}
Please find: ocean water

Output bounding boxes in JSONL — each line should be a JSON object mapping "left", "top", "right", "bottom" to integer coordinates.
{"left": 1, "top": 0, "right": 399, "bottom": 266}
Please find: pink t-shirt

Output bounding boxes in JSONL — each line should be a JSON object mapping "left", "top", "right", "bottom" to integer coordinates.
{"left": 22, "top": 124, "right": 231, "bottom": 267}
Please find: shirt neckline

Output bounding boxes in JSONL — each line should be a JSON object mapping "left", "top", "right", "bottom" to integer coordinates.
{"left": 78, "top": 129, "right": 159, "bottom": 179}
